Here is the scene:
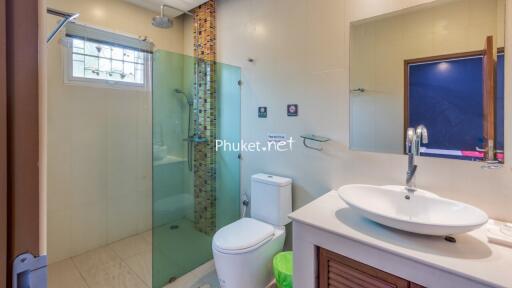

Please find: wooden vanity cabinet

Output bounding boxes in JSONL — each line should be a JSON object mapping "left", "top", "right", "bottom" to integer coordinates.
{"left": 318, "top": 248, "right": 425, "bottom": 288}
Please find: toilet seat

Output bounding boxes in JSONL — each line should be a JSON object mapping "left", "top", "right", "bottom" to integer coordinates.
{"left": 213, "top": 218, "right": 275, "bottom": 254}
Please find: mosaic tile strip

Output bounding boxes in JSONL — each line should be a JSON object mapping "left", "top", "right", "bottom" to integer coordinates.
{"left": 192, "top": 0, "right": 217, "bottom": 235}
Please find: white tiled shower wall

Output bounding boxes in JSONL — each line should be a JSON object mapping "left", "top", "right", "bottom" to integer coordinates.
{"left": 46, "top": 0, "right": 186, "bottom": 263}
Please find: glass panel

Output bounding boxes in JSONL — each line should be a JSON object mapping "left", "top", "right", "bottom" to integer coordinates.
{"left": 72, "top": 38, "right": 84, "bottom": 53}
{"left": 84, "top": 40, "right": 99, "bottom": 56}
{"left": 72, "top": 53, "right": 84, "bottom": 62}
{"left": 72, "top": 60, "right": 85, "bottom": 78}
{"left": 124, "top": 50, "right": 135, "bottom": 62}
{"left": 152, "top": 51, "right": 241, "bottom": 287}
{"left": 98, "top": 44, "right": 111, "bottom": 58}
{"left": 124, "top": 62, "right": 135, "bottom": 77}
{"left": 134, "top": 64, "right": 144, "bottom": 84}
{"left": 98, "top": 58, "right": 111, "bottom": 73}
{"left": 84, "top": 55, "right": 99, "bottom": 79}
{"left": 134, "top": 52, "right": 145, "bottom": 64}
{"left": 112, "top": 47, "right": 124, "bottom": 60}
{"left": 112, "top": 60, "right": 123, "bottom": 74}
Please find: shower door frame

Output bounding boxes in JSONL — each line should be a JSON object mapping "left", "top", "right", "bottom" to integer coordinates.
{"left": 0, "top": 0, "right": 41, "bottom": 287}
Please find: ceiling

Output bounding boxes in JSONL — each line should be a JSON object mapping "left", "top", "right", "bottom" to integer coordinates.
{"left": 123, "top": 0, "right": 208, "bottom": 17}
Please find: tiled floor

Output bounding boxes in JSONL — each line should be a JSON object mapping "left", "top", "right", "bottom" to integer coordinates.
{"left": 48, "top": 225, "right": 218, "bottom": 288}
{"left": 164, "top": 260, "right": 277, "bottom": 288}
{"left": 151, "top": 219, "right": 213, "bottom": 287}
{"left": 48, "top": 219, "right": 275, "bottom": 288}
{"left": 165, "top": 260, "right": 219, "bottom": 288}
{"left": 48, "top": 230, "right": 152, "bottom": 288}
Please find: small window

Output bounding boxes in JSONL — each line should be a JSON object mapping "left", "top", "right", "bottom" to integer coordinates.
{"left": 66, "top": 37, "right": 150, "bottom": 89}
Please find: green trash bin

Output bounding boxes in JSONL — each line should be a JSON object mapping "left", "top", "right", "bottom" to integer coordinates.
{"left": 273, "top": 251, "right": 293, "bottom": 288}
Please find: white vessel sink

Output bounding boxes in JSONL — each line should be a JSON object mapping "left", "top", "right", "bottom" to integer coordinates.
{"left": 337, "top": 184, "right": 488, "bottom": 236}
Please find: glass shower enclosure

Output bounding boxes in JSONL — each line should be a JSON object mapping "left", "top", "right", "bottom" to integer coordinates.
{"left": 152, "top": 51, "right": 241, "bottom": 287}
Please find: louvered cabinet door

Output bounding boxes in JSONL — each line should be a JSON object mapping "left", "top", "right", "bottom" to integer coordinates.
{"left": 318, "top": 248, "right": 413, "bottom": 288}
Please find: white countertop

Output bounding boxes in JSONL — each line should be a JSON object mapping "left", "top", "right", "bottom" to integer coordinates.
{"left": 289, "top": 191, "right": 512, "bottom": 288}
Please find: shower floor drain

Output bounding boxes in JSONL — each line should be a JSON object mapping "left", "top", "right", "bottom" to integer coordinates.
{"left": 169, "top": 225, "right": 180, "bottom": 230}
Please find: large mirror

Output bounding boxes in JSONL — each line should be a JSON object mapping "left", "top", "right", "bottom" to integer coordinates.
{"left": 349, "top": 0, "right": 505, "bottom": 163}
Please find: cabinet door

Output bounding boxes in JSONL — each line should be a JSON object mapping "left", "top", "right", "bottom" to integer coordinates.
{"left": 318, "top": 248, "right": 410, "bottom": 288}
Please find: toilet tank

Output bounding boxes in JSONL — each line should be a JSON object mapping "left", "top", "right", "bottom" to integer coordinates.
{"left": 251, "top": 173, "right": 292, "bottom": 226}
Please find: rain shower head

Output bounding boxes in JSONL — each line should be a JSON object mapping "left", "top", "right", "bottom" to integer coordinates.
{"left": 152, "top": 15, "right": 173, "bottom": 29}
{"left": 152, "top": 4, "right": 194, "bottom": 29}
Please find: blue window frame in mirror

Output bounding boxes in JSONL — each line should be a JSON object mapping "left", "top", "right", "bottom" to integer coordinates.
{"left": 408, "top": 55, "right": 483, "bottom": 160}
{"left": 406, "top": 50, "right": 505, "bottom": 162}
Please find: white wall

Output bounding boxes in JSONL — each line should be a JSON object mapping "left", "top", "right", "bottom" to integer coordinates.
{"left": 46, "top": 0, "right": 186, "bottom": 263}
{"left": 47, "top": 0, "right": 185, "bottom": 52}
{"left": 216, "top": 0, "right": 512, "bottom": 235}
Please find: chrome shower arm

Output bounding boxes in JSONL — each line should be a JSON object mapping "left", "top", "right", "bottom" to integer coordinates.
{"left": 47, "top": 8, "right": 80, "bottom": 43}
{"left": 161, "top": 4, "right": 194, "bottom": 17}
{"left": 47, "top": 8, "right": 77, "bottom": 18}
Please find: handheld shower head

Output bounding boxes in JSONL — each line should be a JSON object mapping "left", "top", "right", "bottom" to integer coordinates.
{"left": 174, "top": 89, "right": 194, "bottom": 105}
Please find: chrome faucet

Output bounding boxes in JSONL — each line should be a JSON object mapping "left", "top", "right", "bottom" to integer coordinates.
{"left": 405, "top": 125, "right": 428, "bottom": 193}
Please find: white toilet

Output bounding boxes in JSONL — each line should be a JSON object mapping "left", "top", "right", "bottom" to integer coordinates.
{"left": 213, "top": 173, "right": 292, "bottom": 288}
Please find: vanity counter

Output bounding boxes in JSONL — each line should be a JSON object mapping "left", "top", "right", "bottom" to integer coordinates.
{"left": 289, "top": 191, "right": 512, "bottom": 288}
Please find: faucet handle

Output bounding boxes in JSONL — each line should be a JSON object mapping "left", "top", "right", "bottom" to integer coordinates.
{"left": 415, "top": 125, "right": 428, "bottom": 144}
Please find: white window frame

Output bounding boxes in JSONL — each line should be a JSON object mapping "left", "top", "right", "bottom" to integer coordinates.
{"left": 63, "top": 25, "right": 152, "bottom": 91}
{"left": 64, "top": 39, "right": 151, "bottom": 91}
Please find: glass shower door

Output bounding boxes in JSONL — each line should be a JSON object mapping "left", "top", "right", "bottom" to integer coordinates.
{"left": 152, "top": 51, "right": 241, "bottom": 288}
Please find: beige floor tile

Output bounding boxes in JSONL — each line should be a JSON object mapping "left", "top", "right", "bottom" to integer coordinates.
{"left": 73, "top": 246, "right": 122, "bottom": 277}
{"left": 165, "top": 260, "right": 218, "bottom": 288}
{"left": 125, "top": 250, "right": 152, "bottom": 287}
{"left": 80, "top": 261, "right": 148, "bottom": 288}
{"left": 48, "top": 259, "right": 88, "bottom": 288}
{"left": 109, "top": 233, "right": 151, "bottom": 260}
{"left": 142, "top": 230, "right": 152, "bottom": 244}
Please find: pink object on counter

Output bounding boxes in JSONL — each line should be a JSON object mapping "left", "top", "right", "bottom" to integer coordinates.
{"left": 461, "top": 151, "right": 484, "bottom": 158}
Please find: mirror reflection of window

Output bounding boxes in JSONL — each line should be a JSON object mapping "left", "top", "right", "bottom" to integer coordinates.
{"left": 405, "top": 45, "right": 504, "bottom": 162}
{"left": 349, "top": 0, "right": 505, "bottom": 163}
{"left": 406, "top": 53, "right": 484, "bottom": 161}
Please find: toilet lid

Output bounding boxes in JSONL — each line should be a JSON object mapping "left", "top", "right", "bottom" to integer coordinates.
{"left": 213, "top": 218, "right": 275, "bottom": 252}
